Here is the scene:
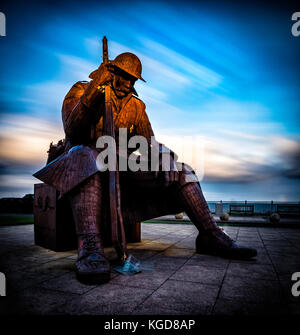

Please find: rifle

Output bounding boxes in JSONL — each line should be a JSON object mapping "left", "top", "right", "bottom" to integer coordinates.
{"left": 102, "top": 36, "right": 127, "bottom": 261}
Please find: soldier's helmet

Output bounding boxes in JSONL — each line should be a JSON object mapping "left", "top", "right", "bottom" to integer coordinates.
{"left": 111, "top": 52, "right": 146, "bottom": 82}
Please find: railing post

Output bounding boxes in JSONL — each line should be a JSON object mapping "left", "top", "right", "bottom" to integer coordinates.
{"left": 271, "top": 200, "right": 273, "bottom": 214}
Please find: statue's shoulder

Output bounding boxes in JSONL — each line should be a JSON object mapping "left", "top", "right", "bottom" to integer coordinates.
{"left": 64, "top": 81, "right": 89, "bottom": 100}
{"left": 70, "top": 81, "right": 89, "bottom": 92}
{"left": 131, "top": 94, "right": 146, "bottom": 110}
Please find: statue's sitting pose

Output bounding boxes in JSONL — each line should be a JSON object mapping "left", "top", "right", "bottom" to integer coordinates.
{"left": 34, "top": 40, "right": 257, "bottom": 284}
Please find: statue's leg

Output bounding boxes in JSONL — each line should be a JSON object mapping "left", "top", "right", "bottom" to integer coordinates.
{"left": 177, "top": 181, "right": 219, "bottom": 231}
{"left": 176, "top": 167, "right": 257, "bottom": 259}
{"left": 68, "top": 173, "right": 110, "bottom": 284}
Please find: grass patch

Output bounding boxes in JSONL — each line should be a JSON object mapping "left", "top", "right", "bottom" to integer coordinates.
{"left": 0, "top": 215, "right": 34, "bottom": 226}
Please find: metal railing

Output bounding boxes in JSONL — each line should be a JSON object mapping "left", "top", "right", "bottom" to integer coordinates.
{"left": 207, "top": 200, "right": 300, "bottom": 216}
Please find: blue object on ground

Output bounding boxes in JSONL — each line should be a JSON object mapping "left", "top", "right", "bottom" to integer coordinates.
{"left": 113, "top": 254, "right": 141, "bottom": 275}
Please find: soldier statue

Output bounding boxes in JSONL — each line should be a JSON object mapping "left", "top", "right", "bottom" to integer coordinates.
{"left": 34, "top": 38, "right": 257, "bottom": 284}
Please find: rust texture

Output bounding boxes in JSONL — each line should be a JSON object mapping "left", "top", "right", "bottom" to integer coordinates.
{"left": 33, "top": 37, "right": 257, "bottom": 282}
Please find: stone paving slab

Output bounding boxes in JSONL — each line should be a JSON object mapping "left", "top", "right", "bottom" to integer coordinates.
{"left": 0, "top": 223, "right": 300, "bottom": 315}
{"left": 152, "top": 214, "right": 300, "bottom": 226}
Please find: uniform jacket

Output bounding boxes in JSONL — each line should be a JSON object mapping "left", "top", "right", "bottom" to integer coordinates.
{"left": 33, "top": 80, "right": 186, "bottom": 223}
{"left": 34, "top": 81, "right": 154, "bottom": 194}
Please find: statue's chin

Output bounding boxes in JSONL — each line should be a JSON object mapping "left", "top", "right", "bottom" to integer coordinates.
{"left": 114, "top": 89, "right": 129, "bottom": 99}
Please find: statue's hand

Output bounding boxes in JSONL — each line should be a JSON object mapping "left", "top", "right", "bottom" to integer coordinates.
{"left": 152, "top": 141, "right": 179, "bottom": 187}
{"left": 92, "top": 63, "right": 114, "bottom": 86}
{"left": 163, "top": 157, "right": 179, "bottom": 187}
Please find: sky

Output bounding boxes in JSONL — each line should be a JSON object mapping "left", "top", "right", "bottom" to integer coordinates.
{"left": 0, "top": 0, "right": 299, "bottom": 201}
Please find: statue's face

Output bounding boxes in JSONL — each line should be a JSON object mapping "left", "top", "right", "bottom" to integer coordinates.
{"left": 112, "top": 68, "right": 137, "bottom": 98}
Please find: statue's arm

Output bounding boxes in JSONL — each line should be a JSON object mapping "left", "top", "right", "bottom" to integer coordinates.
{"left": 135, "top": 101, "right": 178, "bottom": 159}
{"left": 135, "top": 102, "right": 179, "bottom": 185}
{"left": 135, "top": 101, "right": 155, "bottom": 143}
{"left": 62, "top": 64, "right": 112, "bottom": 143}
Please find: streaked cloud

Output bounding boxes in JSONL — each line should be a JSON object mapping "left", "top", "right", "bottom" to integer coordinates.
{"left": 0, "top": 113, "right": 63, "bottom": 166}
{"left": 55, "top": 54, "right": 97, "bottom": 82}
{"left": 146, "top": 128, "right": 300, "bottom": 184}
{"left": 0, "top": 0, "right": 299, "bottom": 201}
{"left": 141, "top": 39, "right": 223, "bottom": 89}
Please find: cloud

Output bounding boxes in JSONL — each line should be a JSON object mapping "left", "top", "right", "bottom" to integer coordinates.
{"left": 107, "top": 38, "right": 222, "bottom": 96}
{"left": 201, "top": 133, "right": 300, "bottom": 183}
{"left": 0, "top": 173, "right": 36, "bottom": 198}
{"left": 153, "top": 127, "right": 300, "bottom": 184}
{"left": 109, "top": 40, "right": 189, "bottom": 89}
{"left": 140, "top": 39, "right": 223, "bottom": 89}
{"left": 4, "top": 111, "right": 295, "bottom": 197}
{"left": 0, "top": 113, "right": 64, "bottom": 167}
{"left": 271, "top": 136, "right": 300, "bottom": 178}
{"left": 0, "top": 14, "right": 298, "bottom": 201}
{"left": 21, "top": 81, "right": 71, "bottom": 120}
{"left": 19, "top": 53, "right": 99, "bottom": 119}
{"left": 191, "top": 96, "right": 270, "bottom": 123}
{"left": 55, "top": 53, "right": 97, "bottom": 82}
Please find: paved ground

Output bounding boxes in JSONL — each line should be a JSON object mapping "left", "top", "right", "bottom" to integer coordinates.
{"left": 0, "top": 223, "right": 300, "bottom": 315}
{"left": 152, "top": 214, "right": 300, "bottom": 226}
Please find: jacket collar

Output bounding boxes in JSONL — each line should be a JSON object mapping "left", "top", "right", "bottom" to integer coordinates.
{"left": 111, "top": 90, "right": 134, "bottom": 113}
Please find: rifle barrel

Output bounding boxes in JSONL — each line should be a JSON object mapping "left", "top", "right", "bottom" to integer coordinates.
{"left": 102, "top": 36, "right": 108, "bottom": 64}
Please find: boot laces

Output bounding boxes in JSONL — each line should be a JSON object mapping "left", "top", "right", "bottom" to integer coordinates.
{"left": 82, "top": 234, "right": 100, "bottom": 254}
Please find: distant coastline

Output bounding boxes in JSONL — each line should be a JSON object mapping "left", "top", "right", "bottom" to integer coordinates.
{"left": 0, "top": 194, "right": 299, "bottom": 216}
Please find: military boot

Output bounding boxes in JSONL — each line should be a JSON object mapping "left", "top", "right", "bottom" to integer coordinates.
{"left": 177, "top": 182, "right": 257, "bottom": 260}
{"left": 76, "top": 233, "right": 110, "bottom": 284}
{"left": 195, "top": 228, "right": 257, "bottom": 260}
{"left": 69, "top": 174, "right": 110, "bottom": 284}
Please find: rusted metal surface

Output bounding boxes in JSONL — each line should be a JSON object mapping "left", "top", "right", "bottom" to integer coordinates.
{"left": 33, "top": 182, "right": 141, "bottom": 252}
{"left": 33, "top": 183, "right": 76, "bottom": 251}
{"left": 33, "top": 38, "right": 198, "bottom": 259}
{"left": 33, "top": 37, "right": 258, "bottom": 270}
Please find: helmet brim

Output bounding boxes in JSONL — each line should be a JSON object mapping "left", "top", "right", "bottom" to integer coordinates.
{"left": 89, "top": 65, "right": 146, "bottom": 82}
{"left": 110, "top": 62, "right": 146, "bottom": 82}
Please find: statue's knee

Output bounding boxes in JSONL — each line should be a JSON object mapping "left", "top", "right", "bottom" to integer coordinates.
{"left": 177, "top": 163, "right": 198, "bottom": 185}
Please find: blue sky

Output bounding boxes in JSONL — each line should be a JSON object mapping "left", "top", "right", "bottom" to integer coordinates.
{"left": 0, "top": 0, "right": 299, "bottom": 201}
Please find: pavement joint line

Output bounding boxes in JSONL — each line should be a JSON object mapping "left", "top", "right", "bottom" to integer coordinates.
{"left": 257, "top": 228, "right": 288, "bottom": 306}
{"left": 2, "top": 224, "right": 299, "bottom": 315}
{"left": 8, "top": 269, "right": 80, "bottom": 296}
{"left": 131, "top": 247, "right": 196, "bottom": 313}
{"left": 36, "top": 271, "right": 100, "bottom": 296}
{"left": 21, "top": 284, "right": 81, "bottom": 297}
{"left": 210, "top": 228, "right": 240, "bottom": 315}
{"left": 106, "top": 279, "right": 161, "bottom": 292}
{"left": 18, "top": 254, "right": 78, "bottom": 273}
{"left": 135, "top": 278, "right": 223, "bottom": 315}
{"left": 282, "top": 233, "right": 300, "bottom": 251}
{"left": 134, "top": 239, "right": 179, "bottom": 250}
{"left": 166, "top": 277, "right": 227, "bottom": 287}
{"left": 35, "top": 282, "right": 94, "bottom": 297}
